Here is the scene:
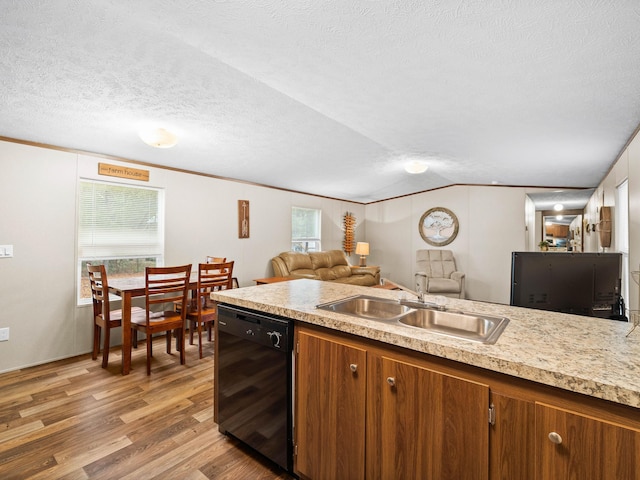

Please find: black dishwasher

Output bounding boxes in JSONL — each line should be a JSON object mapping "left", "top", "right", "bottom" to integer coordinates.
{"left": 216, "top": 304, "right": 294, "bottom": 473}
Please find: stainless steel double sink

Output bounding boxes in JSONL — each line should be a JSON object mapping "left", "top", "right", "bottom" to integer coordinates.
{"left": 316, "top": 295, "right": 509, "bottom": 344}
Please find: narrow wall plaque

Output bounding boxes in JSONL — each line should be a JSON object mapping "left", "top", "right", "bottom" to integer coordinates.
{"left": 98, "top": 163, "right": 149, "bottom": 182}
{"left": 238, "top": 200, "right": 250, "bottom": 238}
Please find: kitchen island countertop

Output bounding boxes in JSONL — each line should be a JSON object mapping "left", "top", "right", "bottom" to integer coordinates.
{"left": 211, "top": 279, "right": 640, "bottom": 409}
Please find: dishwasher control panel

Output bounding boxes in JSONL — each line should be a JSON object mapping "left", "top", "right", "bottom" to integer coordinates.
{"left": 217, "top": 304, "right": 292, "bottom": 352}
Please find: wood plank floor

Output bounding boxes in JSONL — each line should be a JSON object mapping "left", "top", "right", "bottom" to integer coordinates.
{"left": 0, "top": 336, "right": 296, "bottom": 479}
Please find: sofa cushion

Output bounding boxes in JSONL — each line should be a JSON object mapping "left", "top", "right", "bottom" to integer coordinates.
{"left": 309, "top": 250, "right": 349, "bottom": 268}
{"left": 281, "top": 251, "right": 312, "bottom": 270}
{"left": 314, "top": 267, "right": 334, "bottom": 280}
{"left": 280, "top": 252, "right": 317, "bottom": 277}
{"left": 309, "top": 251, "right": 331, "bottom": 269}
{"left": 330, "top": 265, "right": 352, "bottom": 278}
{"left": 310, "top": 251, "right": 352, "bottom": 280}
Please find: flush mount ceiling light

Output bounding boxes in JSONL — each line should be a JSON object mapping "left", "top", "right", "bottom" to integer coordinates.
{"left": 553, "top": 203, "right": 564, "bottom": 211}
{"left": 404, "top": 160, "right": 429, "bottom": 174}
{"left": 139, "top": 127, "right": 178, "bottom": 148}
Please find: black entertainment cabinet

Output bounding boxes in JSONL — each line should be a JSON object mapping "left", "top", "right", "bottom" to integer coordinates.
{"left": 510, "top": 251, "right": 625, "bottom": 321}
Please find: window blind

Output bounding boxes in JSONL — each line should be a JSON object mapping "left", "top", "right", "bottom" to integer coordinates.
{"left": 292, "top": 206, "right": 321, "bottom": 252}
{"left": 78, "top": 180, "right": 163, "bottom": 258}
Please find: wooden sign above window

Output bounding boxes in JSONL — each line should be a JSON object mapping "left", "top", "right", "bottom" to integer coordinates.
{"left": 98, "top": 163, "right": 149, "bottom": 182}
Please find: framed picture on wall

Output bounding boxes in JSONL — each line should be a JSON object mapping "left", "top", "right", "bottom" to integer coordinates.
{"left": 419, "top": 207, "right": 459, "bottom": 246}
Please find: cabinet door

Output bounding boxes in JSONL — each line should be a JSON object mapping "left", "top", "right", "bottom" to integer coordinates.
{"left": 367, "top": 355, "right": 490, "bottom": 480}
{"left": 295, "top": 330, "right": 367, "bottom": 480}
{"left": 490, "top": 393, "right": 535, "bottom": 480}
{"left": 536, "top": 402, "right": 640, "bottom": 479}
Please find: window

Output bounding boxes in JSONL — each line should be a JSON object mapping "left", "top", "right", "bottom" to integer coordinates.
{"left": 616, "top": 179, "right": 629, "bottom": 305}
{"left": 77, "top": 180, "right": 164, "bottom": 303}
{"left": 291, "top": 207, "right": 321, "bottom": 252}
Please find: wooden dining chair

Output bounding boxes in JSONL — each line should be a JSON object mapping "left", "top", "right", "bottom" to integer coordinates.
{"left": 186, "top": 261, "right": 235, "bottom": 358}
{"left": 131, "top": 264, "right": 192, "bottom": 375}
{"left": 87, "top": 264, "right": 145, "bottom": 368}
{"left": 206, "top": 256, "right": 226, "bottom": 264}
{"left": 207, "top": 255, "right": 239, "bottom": 288}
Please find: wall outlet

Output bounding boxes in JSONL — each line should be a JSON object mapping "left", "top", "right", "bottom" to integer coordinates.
{"left": 0, "top": 328, "right": 9, "bottom": 341}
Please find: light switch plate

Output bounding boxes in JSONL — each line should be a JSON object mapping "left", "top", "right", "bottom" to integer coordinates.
{"left": 0, "top": 245, "right": 13, "bottom": 258}
{"left": 0, "top": 328, "right": 9, "bottom": 341}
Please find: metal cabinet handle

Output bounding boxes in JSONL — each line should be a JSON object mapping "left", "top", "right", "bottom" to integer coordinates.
{"left": 386, "top": 376, "right": 396, "bottom": 387}
{"left": 349, "top": 364, "right": 358, "bottom": 373}
{"left": 548, "top": 432, "right": 563, "bottom": 444}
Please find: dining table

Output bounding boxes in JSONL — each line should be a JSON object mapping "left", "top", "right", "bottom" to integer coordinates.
{"left": 108, "top": 272, "right": 199, "bottom": 375}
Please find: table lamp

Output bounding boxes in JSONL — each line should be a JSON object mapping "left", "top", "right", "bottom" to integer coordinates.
{"left": 355, "top": 242, "right": 370, "bottom": 266}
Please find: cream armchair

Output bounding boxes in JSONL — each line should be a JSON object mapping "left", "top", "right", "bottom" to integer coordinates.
{"left": 415, "top": 249, "right": 465, "bottom": 299}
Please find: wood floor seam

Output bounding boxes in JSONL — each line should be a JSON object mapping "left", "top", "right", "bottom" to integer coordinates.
{"left": 0, "top": 337, "right": 293, "bottom": 479}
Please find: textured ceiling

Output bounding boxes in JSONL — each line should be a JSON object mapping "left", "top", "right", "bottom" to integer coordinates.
{"left": 1, "top": 1, "right": 640, "bottom": 204}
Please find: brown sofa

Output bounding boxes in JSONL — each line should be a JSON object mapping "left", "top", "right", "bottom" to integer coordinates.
{"left": 271, "top": 250, "right": 380, "bottom": 286}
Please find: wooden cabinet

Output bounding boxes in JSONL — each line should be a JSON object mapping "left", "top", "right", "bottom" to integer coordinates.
{"left": 489, "top": 392, "right": 535, "bottom": 480}
{"left": 295, "top": 329, "right": 367, "bottom": 480}
{"left": 295, "top": 324, "right": 640, "bottom": 480}
{"left": 546, "top": 224, "right": 570, "bottom": 239}
{"left": 366, "top": 354, "right": 489, "bottom": 480}
{"left": 296, "top": 326, "right": 489, "bottom": 480}
{"left": 535, "top": 402, "right": 640, "bottom": 480}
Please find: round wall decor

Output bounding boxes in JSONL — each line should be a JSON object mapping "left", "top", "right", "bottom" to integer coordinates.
{"left": 419, "top": 207, "right": 459, "bottom": 247}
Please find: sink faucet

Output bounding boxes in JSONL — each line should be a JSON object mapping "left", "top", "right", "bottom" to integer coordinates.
{"left": 415, "top": 281, "right": 426, "bottom": 303}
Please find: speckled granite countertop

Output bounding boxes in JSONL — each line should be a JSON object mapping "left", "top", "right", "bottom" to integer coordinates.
{"left": 211, "top": 279, "right": 640, "bottom": 409}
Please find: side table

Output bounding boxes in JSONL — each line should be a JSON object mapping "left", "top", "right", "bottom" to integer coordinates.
{"left": 372, "top": 279, "right": 401, "bottom": 290}
{"left": 254, "top": 276, "right": 298, "bottom": 285}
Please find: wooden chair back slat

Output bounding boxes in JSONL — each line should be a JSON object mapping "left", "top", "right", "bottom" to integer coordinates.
{"left": 195, "top": 261, "right": 234, "bottom": 311}
{"left": 145, "top": 265, "right": 192, "bottom": 320}
{"left": 186, "top": 261, "right": 234, "bottom": 358}
{"left": 87, "top": 263, "right": 110, "bottom": 321}
{"left": 206, "top": 256, "right": 226, "bottom": 264}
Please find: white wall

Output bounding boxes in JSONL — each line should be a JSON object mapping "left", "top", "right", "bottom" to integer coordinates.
{"left": 3, "top": 128, "right": 639, "bottom": 372}
{"left": 365, "top": 185, "right": 528, "bottom": 304}
{"left": 525, "top": 194, "right": 536, "bottom": 251}
{"left": 0, "top": 140, "right": 365, "bottom": 372}
{"left": 580, "top": 128, "right": 639, "bottom": 312}
{"left": 551, "top": 127, "right": 640, "bottom": 312}
{"left": 365, "top": 123, "right": 640, "bottom": 307}
{"left": 0, "top": 143, "right": 79, "bottom": 369}
{"left": 629, "top": 135, "right": 640, "bottom": 313}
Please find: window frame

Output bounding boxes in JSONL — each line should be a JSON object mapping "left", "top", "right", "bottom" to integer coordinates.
{"left": 616, "top": 179, "right": 629, "bottom": 308}
{"left": 291, "top": 206, "right": 322, "bottom": 253}
{"left": 77, "top": 179, "right": 165, "bottom": 305}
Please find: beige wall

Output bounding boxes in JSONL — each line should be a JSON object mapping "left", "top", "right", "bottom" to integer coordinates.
{"left": 629, "top": 133, "right": 640, "bottom": 312}
{"left": 0, "top": 143, "right": 78, "bottom": 369}
{"left": 581, "top": 127, "right": 640, "bottom": 312}
{"left": 2, "top": 127, "right": 639, "bottom": 372}
{"left": 365, "top": 185, "right": 529, "bottom": 304}
{"left": 0, "top": 140, "right": 365, "bottom": 372}
{"left": 365, "top": 124, "right": 640, "bottom": 306}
